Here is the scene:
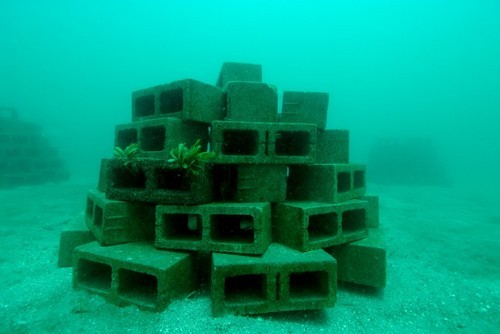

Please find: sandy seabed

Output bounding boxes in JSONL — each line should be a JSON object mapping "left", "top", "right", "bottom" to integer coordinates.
{"left": 0, "top": 179, "right": 499, "bottom": 334}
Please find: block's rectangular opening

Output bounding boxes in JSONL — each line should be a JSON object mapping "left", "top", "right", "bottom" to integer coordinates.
{"left": 162, "top": 213, "right": 202, "bottom": 241}
{"left": 76, "top": 259, "right": 112, "bottom": 291}
{"left": 210, "top": 214, "right": 254, "bottom": 243}
{"left": 275, "top": 131, "right": 310, "bottom": 156}
{"left": 116, "top": 129, "right": 138, "bottom": 149}
{"left": 140, "top": 126, "right": 165, "bottom": 151}
{"left": 337, "top": 172, "right": 351, "bottom": 193}
{"left": 222, "top": 130, "right": 259, "bottom": 155}
{"left": 224, "top": 274, "right": 267, "bottom": 303}
{"left": 342, "top": 208, "right": 367, "bottom": 234}
{"left": 155, "top": 168, "right": 191, "bottom": 191}
{"left": 118, "top": 268, "right": 158, "bottom": 307}
{"left": 308, "top": 212, "right": 339, "bottom": 242}
{"left": 94, "top": 205, "right": 103, "bottom": 228}
{"left": 159, "top": 88, "right": 183, "bottom": 114}
{"left": 289, "top": 271, "right": 329, "bottom": 299}
{"left": 353, "top": 170, "right": 365, "bottom": 189}
{"left": 212, "top": 165, "right": 238, "bottom": 201}
{"left": 135, "top": 95, "right": 155, "bottom": 117}
{"left": 111, "top": 166, "right": 147, "bottom": 189}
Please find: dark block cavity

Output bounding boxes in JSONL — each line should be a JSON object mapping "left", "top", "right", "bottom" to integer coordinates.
{"left": 141, "top": 126, "right": 166, "bottom": 151}
{"left": 161, "top": 213, "right": 202, "bottom": 241}
{"left": 77, "top": 259, "right": 112, "bottom": 291}
{"left": 159, "top": 88, "right": 183, "bottom": 115}
{"left": 225, "top": 274, "right": 267, "bottom": 303}
{"left": 135, "top": 95, "right": 155, "bottom": 117}
{"left": 289, "top": 271, "right": 329, "bottom": 299}
{"left": 275, "top": 131, "right": 310, "bottom": 156}
{"left": 210, "top": 214, "right": 255, "bottom": 243}
{"left": 118, "top": 268, "right": 158, "bottom": 307}
{"left": 222, "top": 130, "right": 259, "bottom": 155}
{"left": 342, "top": 209, "right": 367, "bottom": 234}
{"left": 308, "top": 212, "right": 339, "bottom": 242}
{"left": 116, "top": 129, "right": 138, "bottom": 149}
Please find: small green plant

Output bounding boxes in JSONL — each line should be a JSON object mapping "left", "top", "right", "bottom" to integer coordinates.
{"left": 168, "top": 139, "right": 216, "bottom": 176}
{"left": 113, "top": 143, "right": 140, "bottom": 172}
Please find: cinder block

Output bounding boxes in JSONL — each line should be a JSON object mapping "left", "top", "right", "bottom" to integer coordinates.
{"left": 216, "top": 62, "right": 262, "bottom": 88}
{"left": 224, "top": 81, "right": 278, "bottom": 122}
{"left": 114, "top": 117, "right": 208, "bottom": 159}
{"left": 363, "top": 195, "right": 380, "bottom": 228}
{"left": 156, "top": 202, "right": 271, "bottom": 255}
{"left": 273, "top": 200, "right": 369, "bottom": 251}
{"left": 287, "top": 163, "right": 366, "bottom": 203}
{"left": 57, "top": 229, "right": 95, "bottom": 267}
{"left": 281, "top": 91, "right": 329, "bottom": 130}
{"left": 104, "top": 158, "right": 213, "bottom": 205}
{"left": 211, "top": 120, "right": 317, "bottom": 164}
{"left": 213, "top": 164, "right": 287, "bottom": 202}
{"left": 132, "top": 79, "right": 224, "bottom": 123}
{"left": 317, "top": 129, "right": 349, "bottom": 163}
{"left": 326, "top": 228, "right": 386, "bottom": 288}
{"left": 85, "top": 189, "right": 155, "bottom": 245}
{"left": 73, "top": 242, "right": 196, "bottom": 311}
{"left": 211, "top": 243, "right": 337, "bottom": 316}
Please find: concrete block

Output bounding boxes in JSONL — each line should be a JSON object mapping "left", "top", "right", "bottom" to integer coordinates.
{"left": 211, "top": 120, "right": 317, "bottom": 164}
{"left": 363, "top": 195, "right": 380, "bottom": 228}
{"left": 326, "top": 228, "right": 386, "bottom": 288}
{"left": 104, "top": 158, "right": 213, "bottom": 205}
{"left": 57, "top": 229, "right": 95, "bottom": 267}
{"left": 156, "top": 202, "right": 271, "bottom": 255}
{"left": 213, "top": 164, "right": 287, "bottom": 202}
{"left": 281, "top": 91, "right": 329, "bottom": 130}
{"left": 211, "top": 243, "right": 337, "bottom": 316}
{"left": 132, "top": 79, "right": 224, "bottom": 123}
{"left": 224, "top": 81, "right": 278, "bottom": 122}
{"left": 216, "top": 62, "right": 262, "bottom": 88}
{"left": 85, "top": 189, "right": 155, "bottom": 245}
{"left": 287, "top": 163, "right": 366, "bottom": 203}
{"left": 73, "top": 242, "right": 196, "bottom": 312}
{"left": 273, "top": 200, "right": 369, "bottom": 251}
{"left": 115, "top": 117, "right": 208, "bottom": 159}
{"left": 316, "top": 129, "right": 349, "bottom": 163}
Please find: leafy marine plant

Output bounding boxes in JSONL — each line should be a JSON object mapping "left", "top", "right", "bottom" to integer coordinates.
{"left": 167, "top": 139, "right": 216, "bottom": 176}
{"left": 113, "top": 143, "right": 140, "bottom": 172}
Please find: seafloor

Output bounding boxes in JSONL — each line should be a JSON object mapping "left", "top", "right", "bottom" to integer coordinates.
{"left": 0, "top": 180, "right": 498, "bottom": 333}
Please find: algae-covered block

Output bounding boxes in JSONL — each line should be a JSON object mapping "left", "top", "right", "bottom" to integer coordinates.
{"left": 132, "top": 79, "right": 224, "bottom": 123}
{"left": 73, "top": 242, "right": 196, "bottom": 312}
{"left": 213, "top": 164, "right": 287, "bottom": 202}
{"left": 273, "top": 200, "right": 368, "bottom": 251}
{"left": 156, "top": 202, "right": 271, "bottom": 255}
{"left": 57, "top": 229, "right": 95, "bottom": 268}
{"left": 287, "top": 163, "right": 366, "bottom": 203}
{"left": 326, "top": 228, "right": 386, "bottom": 288}
{"left": 317, "top": 129, "right": 349, "bottom": 163}
{"left": 85, "top": 189, "right": 155, "bottom": 245}
{"left": 211, "top": 243, "right": 337, "bottom": 316}
{"left": 225, "top": 81, "right": 278, "bottom": 122}
{"left": 363, "top": 195, "right": 380, "bottom": 228}
{"left": 216, "top": 62, "right": 262, "bottom": 88}
{"left": 281, "top": 91, "right": 329, "bottom": 130}
{"left": 211, "top": 120, "right": 317, "bottom": 164}
{"left": 115, "top": 117, "right": 208, "bottom": 159}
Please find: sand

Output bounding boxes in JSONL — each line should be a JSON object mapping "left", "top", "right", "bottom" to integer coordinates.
{"left": 0, "top": 180, "right": 499, "bottom": 333}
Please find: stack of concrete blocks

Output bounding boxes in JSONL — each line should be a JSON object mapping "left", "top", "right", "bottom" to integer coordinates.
{"left": 0, "top": 107, "right": 69, "bottom": 188}
{"left": 66, "top": 62, "right": 386, "bottom": 316}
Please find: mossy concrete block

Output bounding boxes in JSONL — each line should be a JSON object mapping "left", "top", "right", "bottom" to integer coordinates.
{"left": 73, "top": 242, "right": 196, "bottom": 312}
{"left": 287, "top": 163, "right": 366, "bottom": 203}
{"left": 115, "top": 117, "right": 209, "bottom": 160}
{"left": 363, "top": 195, "right": 380, "bottom": 228}
{"left": 156, "top": 202, "right": 271, "bottom": 255}
{"left": 216, "top": 62, "right": 262, "bottom": 88}
{"left": 211, "top": 120, "right": 317, "bottom": 164}
{"left": 317, "top": 129, "right": 349, "bottom": 163}
{"left": 132, "top": 79, "right": 224, "bottom": 123}
{"left": 86, "top": 189, "right": 155, "bottom": 246}
{"left": 57, "top": 229, "right": 95, "bottom": 268}
{"left": 105, "top": 158, "right": 213, "bottom": 205}
{"left": 326, "top": 228, "right": 386, "bottom": 288}
{"left": 213, "top": 164, "right": 287, "bottom": 202}
{"left": 273, "top": 200, "right": 369, "bottom": 251}
{"left": 224, "top": 81, "right": 278, "bottom": 122}
{"left": 211, "top": 243, "right": 337, "bottom": 316}
{"left": 281, "top": 91, "right": 329, "bottom": 130}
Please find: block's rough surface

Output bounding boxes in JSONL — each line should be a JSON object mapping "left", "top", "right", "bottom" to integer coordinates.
{"left": 281, "top": 91, "right": 329, "bottom": 130}
{"left": 217, "top": 62, "right": 262, "bottom": 88}
{"left": 132, "top": 79, "right": 224, "bottom": 123}
{"left": 156, "top": 202, "right": 271, "bottom": 255}
{"left": 287, "top": 163, "right": 366, "bottom": 203}
{"left": 225, "top": 81, "right": 278, "bottom": 122}
{"left": 316, "top": 129, "right": 349, "bottom": 164}
{"left": 211, "top": 243, "right": 337, "bottom": 316}
{"left": 273, "top": 200, "right": 369, "bottom": 251}
{"left": 86, "top": 189, "right": 155, "bottom": 245}
{"left": 363, "top": 195, "right": 380, "bottom": 228}
{"left": 73, "top": 242, "right": 196, "bottom": 311}
{"left": 327, "top": 228, "right": 386, "bottom": 288}
{"left": 57, "top": 229, "right": 95, "bottom": 267}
